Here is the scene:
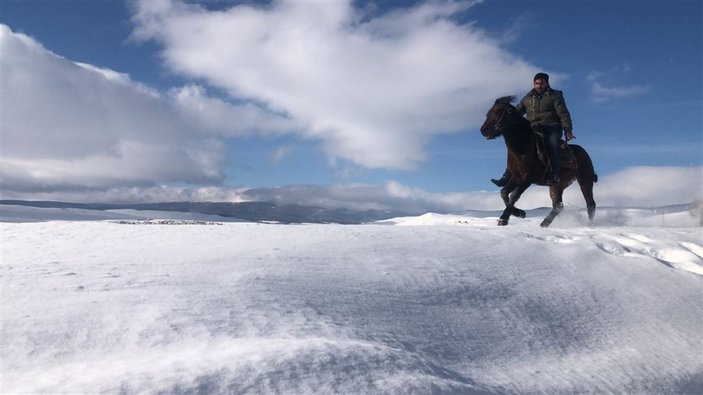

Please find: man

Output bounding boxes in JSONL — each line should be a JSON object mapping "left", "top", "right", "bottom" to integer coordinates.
{"left": 491, "top": 72, "right": 575, "bottom": 186}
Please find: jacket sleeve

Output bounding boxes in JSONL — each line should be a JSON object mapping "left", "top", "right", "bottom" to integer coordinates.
{"left": 553, "top": 91, "right": 573, "bottom": 133}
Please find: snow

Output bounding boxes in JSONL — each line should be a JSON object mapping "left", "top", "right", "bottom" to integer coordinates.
{"left": 2, "top": 205, "right": 702, "bottom": 394}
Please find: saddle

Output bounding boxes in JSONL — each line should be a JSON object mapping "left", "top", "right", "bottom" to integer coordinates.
{"left": 532, "top": 130, "right": 578, "bottom": 170}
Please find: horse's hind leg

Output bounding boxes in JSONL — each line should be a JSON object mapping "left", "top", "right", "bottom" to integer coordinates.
{"left": 573, "top": 145, "right": 597, "bottom": 221}
{"left": 579, "top": 179, "right": 596, "bottom": 221}
{"left": 540, "top": 187, "right": 564, "bottom": 227}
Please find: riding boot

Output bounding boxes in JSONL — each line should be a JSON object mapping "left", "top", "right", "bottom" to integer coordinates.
{"left": 491, "top": 168, "right": 511, "bottom": 187}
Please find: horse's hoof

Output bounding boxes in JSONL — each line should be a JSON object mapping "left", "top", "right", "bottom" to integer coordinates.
{"left": 587, "top": 206, "right": 596, "bottom": 221}
{"left": 498, "top": 219, "right": 508, "bottom": 226}
{"left": 516, "top": 209, "right": 526, "bottom": 218}
{"left": 540, "top": 220, "right": 551, "bottom": 228}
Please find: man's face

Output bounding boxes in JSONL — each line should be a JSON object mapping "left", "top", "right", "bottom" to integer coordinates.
{"left": 534, "top": 78, "right": 548, "bottom": 93}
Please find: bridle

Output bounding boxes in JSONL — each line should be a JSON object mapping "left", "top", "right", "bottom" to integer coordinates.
{"left": 493, "top": 105, "right": 516, "bottom": 133}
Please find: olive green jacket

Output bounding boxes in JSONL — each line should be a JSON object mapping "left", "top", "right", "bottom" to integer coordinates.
{"left": 515, "top": 87, "right": 573, "bottom": 133}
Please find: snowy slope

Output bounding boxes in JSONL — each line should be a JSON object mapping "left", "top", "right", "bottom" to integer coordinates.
{"left": 2, "top": 213, "right": 702, "bottom": 394}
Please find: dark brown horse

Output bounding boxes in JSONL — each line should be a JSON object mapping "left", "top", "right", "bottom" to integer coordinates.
{"left": 480, "top": 96, "right": 597, "bottom": 227}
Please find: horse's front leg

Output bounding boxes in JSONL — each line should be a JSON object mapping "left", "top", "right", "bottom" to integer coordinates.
{"left": 498, "top": 182, "right": 531, "bottom": 226}
{"left": 500, "top": 182, "right": 527, "bottom": 219}
{"left": 498, "top": 183, "right": 516, "bottom": 226}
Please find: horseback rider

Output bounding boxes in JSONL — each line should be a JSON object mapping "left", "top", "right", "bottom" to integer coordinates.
{"left": 491, "top": 72, "right": 575, "bottom": 186}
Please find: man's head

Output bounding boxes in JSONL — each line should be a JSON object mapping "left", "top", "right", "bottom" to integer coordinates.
{"left": 533, "top": 72, "right": 549, "bottom": 93}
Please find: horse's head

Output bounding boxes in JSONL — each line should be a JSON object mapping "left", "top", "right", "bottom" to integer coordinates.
{"left": 480, "top": 96, "right": 518, "bottom": 140}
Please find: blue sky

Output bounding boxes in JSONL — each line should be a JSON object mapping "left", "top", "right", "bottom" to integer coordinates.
{"left": 1, "top": 0, "right": 701, "bottom": 209}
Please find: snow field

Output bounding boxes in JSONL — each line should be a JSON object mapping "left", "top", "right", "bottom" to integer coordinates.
{"left": 2, "top": 219, "right": 702, "bottom": 394}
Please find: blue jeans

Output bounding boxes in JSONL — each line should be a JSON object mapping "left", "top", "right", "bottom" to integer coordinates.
{"left": 542, "top": 126, "right": 562, "bottom": 173}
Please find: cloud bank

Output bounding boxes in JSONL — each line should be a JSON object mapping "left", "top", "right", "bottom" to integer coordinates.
{"left": 0, "top": 24, "right": 302, "bottom": 193}
{"left": 130, "top": 0, "right": 538, "bottom": 169}
{"left": 2, "top": 167, "right": 700, "bottom": 214}
{"left": 0, "top": 25, "right": 216, "bottom": 189}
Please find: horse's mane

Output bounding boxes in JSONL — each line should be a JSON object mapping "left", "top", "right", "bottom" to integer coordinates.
{"left": 495, "top": 95, "right": 529, "bottom": 129}
{"left": 495, "top": 95, "right": 516, "bottom": 105}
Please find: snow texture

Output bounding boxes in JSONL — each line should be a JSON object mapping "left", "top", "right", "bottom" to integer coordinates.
{"left": 2, "top": 206, "right": 702, "bottom": 394}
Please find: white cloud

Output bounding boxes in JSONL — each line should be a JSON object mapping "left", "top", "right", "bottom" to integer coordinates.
{"left": 0, "top": 24, "right": 299, "bottom": 193}
{"left": 130, "top": 0, "right": 540, "bottom": 170}
{"left": 580, "top": 166, "right": 702, "bottom": 207}
{"left": 169, "top": 84, "right": 302, "bottom": 137}
{"left": 0, "top": 24, "right": 223, "bottom": 190}
{"left": 270, "top": 145, "right": 294, "bottom": 164}
{"left": 590, "top": 81, "right": 650, "bottom": 102}
{"left": 587, "top": 70, "right": 650, "bottom": 102}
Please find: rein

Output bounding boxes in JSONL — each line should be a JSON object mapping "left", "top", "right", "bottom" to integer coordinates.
{"left": 494, "top": 106, "right": 516, "bottom": 132}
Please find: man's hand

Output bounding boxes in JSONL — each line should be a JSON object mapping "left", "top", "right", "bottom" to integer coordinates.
{"left": 565, "top": 131, "right": 575, "bottom": 141}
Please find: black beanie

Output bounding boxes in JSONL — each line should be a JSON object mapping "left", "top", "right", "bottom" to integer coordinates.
{"left": 534, "top": 72, "right": 549, "bottom": 82}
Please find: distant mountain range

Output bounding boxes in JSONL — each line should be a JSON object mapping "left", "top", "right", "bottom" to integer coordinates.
{"left": 0, "top": 200, "right": 411, "bottom": 224}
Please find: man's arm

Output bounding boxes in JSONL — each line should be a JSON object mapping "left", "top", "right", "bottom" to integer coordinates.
{"left": 554, "top": 91, "right": 573, "bottom": 135}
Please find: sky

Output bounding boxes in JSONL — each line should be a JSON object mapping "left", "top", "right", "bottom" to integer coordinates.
{"left": 1, "top": 0, "right": 702, "bottom": 208}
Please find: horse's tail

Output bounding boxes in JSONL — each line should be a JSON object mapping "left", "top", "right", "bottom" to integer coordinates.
{"left": 571, "top": 144, "right": 598, "bottom": 183}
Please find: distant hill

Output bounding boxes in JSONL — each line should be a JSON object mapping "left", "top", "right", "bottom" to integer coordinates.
{"left": 0, "top": 200, "right": 410, "bottom": 224}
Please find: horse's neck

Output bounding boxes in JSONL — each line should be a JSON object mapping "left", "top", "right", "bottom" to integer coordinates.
{"left": 502, "top": 120, "right": 533, "bottom": 155}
